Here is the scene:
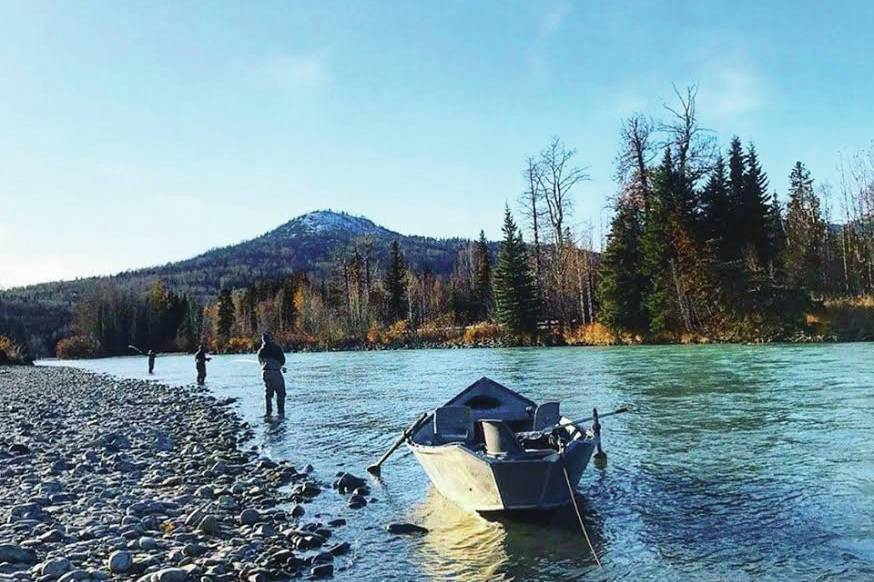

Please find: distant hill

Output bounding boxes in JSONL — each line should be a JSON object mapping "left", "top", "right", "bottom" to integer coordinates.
{"left": 0, "top": 210, "right": 490, "bottom": 353}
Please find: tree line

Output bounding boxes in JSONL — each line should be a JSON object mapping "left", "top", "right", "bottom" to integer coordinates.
{"left": 53, "top": 85, "right": 874, "bottom": 356}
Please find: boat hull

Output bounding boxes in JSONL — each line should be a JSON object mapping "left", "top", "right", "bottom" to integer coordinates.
{"left": 408, "top": 439, "right": 595, "bottom": 512}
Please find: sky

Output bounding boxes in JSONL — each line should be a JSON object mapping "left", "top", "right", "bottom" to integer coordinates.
{"left": 2, "top": 1, "right": 873, "bottom": 288}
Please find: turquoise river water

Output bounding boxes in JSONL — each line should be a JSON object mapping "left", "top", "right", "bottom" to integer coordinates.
{"left": 43, "top": 343, "right": 874, "bottom": 581}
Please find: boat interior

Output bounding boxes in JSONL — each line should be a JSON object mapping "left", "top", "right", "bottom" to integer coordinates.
{"left": 410, "top": 377, "right": 589, "bottom": 458}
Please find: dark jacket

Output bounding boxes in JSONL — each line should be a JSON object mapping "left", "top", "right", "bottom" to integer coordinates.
{"left": 257, "top": 341, "right": 285, "bottom": 371}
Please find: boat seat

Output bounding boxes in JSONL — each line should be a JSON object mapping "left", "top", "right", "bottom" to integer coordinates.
{"left": 480, "top": 419, "right": 525, "bottom": 457}
{"left": 533, "top": 401, "right": 560, "bottom": 431}
{"left": 433, "top": 406, "right": 474, "bottom": 444}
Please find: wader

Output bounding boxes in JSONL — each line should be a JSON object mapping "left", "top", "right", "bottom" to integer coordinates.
{"left": 196, "top": 362, "right": 206, "bottom": 384}
{"left": 148, "top": 354, "right": 156, "bottom": 374}
{"left": 262, "top": 369, "right": 286, "bottom": 416}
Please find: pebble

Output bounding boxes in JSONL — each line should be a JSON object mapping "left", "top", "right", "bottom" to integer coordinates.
{"left": 0, "top": 367, "right": 356, "bottom": 582}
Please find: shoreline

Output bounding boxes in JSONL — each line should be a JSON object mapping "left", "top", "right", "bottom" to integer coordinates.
{"left": 0, "top": 366, "right": 366, "bottom": 581}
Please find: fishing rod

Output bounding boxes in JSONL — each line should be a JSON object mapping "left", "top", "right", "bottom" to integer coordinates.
{"left": 128, "top": 344, "right": 144, "bottom": 355}
{"left": 231, "top": 359, "right": 287, "bottom": 373}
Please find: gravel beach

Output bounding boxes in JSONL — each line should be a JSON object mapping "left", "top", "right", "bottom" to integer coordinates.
{"left": 0, "top": 366, "right": 366, "bottom": 581}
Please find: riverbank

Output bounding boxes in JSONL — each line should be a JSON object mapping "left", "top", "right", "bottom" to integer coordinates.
{"left": 0, "top": 366, "right": 367, "bottom": 581}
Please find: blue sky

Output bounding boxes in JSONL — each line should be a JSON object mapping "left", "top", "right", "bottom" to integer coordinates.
{"left": 2, "top": 1, "right": 873, "bottom": 287}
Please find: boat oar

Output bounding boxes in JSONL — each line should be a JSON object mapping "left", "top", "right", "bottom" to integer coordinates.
{"left": 366, "top": 412, "right": 428, "bottom": 476}
{"left": 550, "top": 406, "right": 629, "bottom": 433}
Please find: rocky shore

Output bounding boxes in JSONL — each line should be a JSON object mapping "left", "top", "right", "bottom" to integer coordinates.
{"left": 0, "top": 366, "right": 371, "bottom": 581}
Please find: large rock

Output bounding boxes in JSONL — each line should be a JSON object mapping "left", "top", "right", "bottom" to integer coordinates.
{"left": 198, "top": 515, "right": 220, "bottom": 536}
{"left": 41, "top": 557, "right": 72, "bottom": 578}
{"left": 108, "top": 550, "right": 132, "bottom": 573}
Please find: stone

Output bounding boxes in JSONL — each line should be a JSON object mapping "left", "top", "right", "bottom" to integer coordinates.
{"left": 198, "top": 515, "right": 220, "bottom": 536}
{"left": 310, "top": 564, "right": 333, "bottom": 579}
{"left": 194, "top": 486, "right": 213, "bottom": 499}
{"left": 332, "top": 473, "right": 365, "bottom": 494}
{"left": 139, "top": 536, "right": 157, "bottom": 550}
{"left": 239, "top": 509, "right": 259, "bottom": 526}
{"left": 347, "top": 495, "right": 367, "bottom": 509}
{"left": 0, "top": 544, "right": 37, "bottom": 564}
{"left": 328, "top": 542, "right": 350, "bottom": 557}
{"left": 386, "top": 523, "right": 429, "bottom": 535}
{"left": 9, "top": 443, "right": 30, "bottom": 456}
{"left": 182, "top": 543, "right": 206, "bottom": 558}
{"left": 153, "top": 567, "right": 188, "bottom": 582}
{"left": 41, "top": 557, "right": 72, "bottom": 578}
{"left": 326, "top": 519, "right": 345, "bottom": 527}
{"left": 108, "top": 551, "right": 133, "bottom": 573}
{"left": 290, "top": 504, "right": 305, "bottom": 518}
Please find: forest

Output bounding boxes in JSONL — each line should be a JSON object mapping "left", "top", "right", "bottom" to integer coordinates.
{"left": 6, "top": 86, "right": 874, "bottom": 359}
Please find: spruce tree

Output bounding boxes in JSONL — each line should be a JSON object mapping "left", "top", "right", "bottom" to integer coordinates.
{"left": 699, "top": 155, "right": 731, "bottom": 258}
{"left": 385, "top": 240, "right": 408, "bottom": 322}
{"left": 641, "top": 150, "right": 679, "bottom": 334}
{"left": 784, "top": 161, "right": 824, "bottom": 291}
{"left": 742, "top": 144, "right": 771, "bottom": 266}
{"left": 472, "top": 230, "right": 493, "bottom": 320}
{"left": 494, "top": 207, "right": 539, "bottom": 337}
{"left": 726, "top": 136, "right": 746, "bottom": 261}
{"left": 598, "top": 197, "right": 648, "bottom": 334}
{"left": 216, "top": 288, "right": 235, "bottom": 339}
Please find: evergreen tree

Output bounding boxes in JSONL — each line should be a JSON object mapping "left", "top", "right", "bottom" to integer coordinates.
{"left": 472, "top": 230, "right": 493, "bottom": 320}
{"left": 216, "top": 288, "right": 235, "bottom": 339}
{"left": 494, "top": 206, "right": 539, "bottom": 336}
{"left": 641, "top": 149, "right": 680, "bottom": 334}
{"left": 726, "top": 136, "right": 746, "bottom": 261}
{"left": 385, "top": 240, "right": 408, "bottom": 322}
{"left": 598, "top": 197, "right": 648, "bottom": 334}
{"left": 742, "top": 144, "right": 771, "bottom": 266}
{"left": 784, "top": 161, "right": 825, "bottom": 291}
{"left": 699, "top": 155, "right": 731, "bottom": 258}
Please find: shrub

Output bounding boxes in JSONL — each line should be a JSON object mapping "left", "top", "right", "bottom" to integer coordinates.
{"left": 0, "top": 335, "right": 31, "bottom": 365}
{"left": 55, "top": 335, "right": 101, "bottom": 359}
{"left": 462, "top": 321, "right": 504, "bottom": 345}
{"left": 563, "top": 323, "right": 620, "bottom": 346}
{"left": 225, "top": 336, "right": 255, "bottom": 353}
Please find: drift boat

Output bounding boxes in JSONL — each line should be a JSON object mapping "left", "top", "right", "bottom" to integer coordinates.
{"left": 403, "top": 377, "right": 622, "bottom": 513}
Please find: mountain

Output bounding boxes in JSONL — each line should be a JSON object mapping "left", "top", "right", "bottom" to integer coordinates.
{"left": 0, "top": 210, "right": 486, "bottom": 351}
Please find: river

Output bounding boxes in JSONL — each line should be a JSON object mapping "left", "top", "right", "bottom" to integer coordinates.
{"left": 41, "top": 343, "right": 874, "bottom": 581}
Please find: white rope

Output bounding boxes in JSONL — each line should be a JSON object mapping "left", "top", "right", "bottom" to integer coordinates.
{"left": 561, "top": 457, "right": 602, "bottom": 569}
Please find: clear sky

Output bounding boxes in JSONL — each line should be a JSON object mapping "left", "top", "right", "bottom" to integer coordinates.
{"left": 2, "top": 1, "right": 873, "bottom": 288}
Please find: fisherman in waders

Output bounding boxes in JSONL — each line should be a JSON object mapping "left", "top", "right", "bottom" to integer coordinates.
{"left": 147, "top": 349, "right": 156, "bottom": 374}
{"left": 194, "top": 345, "right": 211, "bottom": 385}
{"left": 257, "top": 333, "right": 286, "bottom": 417}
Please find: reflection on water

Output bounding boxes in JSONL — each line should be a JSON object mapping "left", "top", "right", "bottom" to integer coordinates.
{"left": 412, "top": 487, "right": 605, "bottom": 581}
{"left": 42, "top": 343, "right": 874, "bottom": 580}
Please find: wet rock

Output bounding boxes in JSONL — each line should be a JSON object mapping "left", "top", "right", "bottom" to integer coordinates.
{"left": 310, "top": 563, "right": 333, "bottom": 579}
{"left": 332, "top": 473, "right": 365, "bottom": 494}
{"left": 347, "top": 495, "right": 367, "bottom": 509}
{"left": 327, "top": 542, "right": 350, "bottom": 557}
{"left": 326, "top": 519, "right": 345, "bottom": 527}
{"left": 290, "top": 505, "right": 305, "bottom": 518}
{"left": 386, "top": 523, "right": 428, "bottom": 535}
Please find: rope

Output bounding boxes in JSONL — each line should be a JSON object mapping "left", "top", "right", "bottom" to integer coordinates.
{"left": 561, "top": 455, "right": 602, "bottom": 569}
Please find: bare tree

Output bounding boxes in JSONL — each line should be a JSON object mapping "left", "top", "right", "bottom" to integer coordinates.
{"left": 615, "top": 113, "right": 657, "bottom": 210}
{"left": 519, "top": 157, "right": 545, "bottom": 284}
{"left": 535, "top": 137, "right": 590, "bottom": 245}
{"left": 660, "top": 84, "right": 716, "bottom": 183}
